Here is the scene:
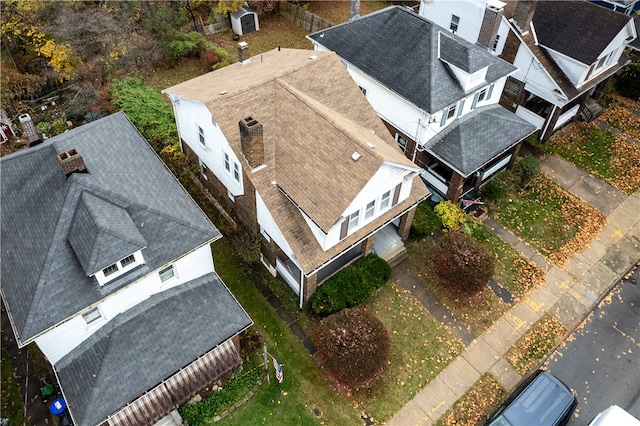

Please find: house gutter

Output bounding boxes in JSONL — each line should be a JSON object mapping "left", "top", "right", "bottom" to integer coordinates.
{"left": 302, "top": 193, "right": 429, "bottom": 281}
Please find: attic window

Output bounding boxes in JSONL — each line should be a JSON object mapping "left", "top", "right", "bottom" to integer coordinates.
{"left": 94, "top": 251, "right": 144, "bottom": 287}
{"left": 450, "top": 15, "right": 460, "bottom": 34}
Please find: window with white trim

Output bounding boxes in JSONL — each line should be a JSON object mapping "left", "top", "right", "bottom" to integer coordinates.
{"left": 348, "top": 210, "right": 360, "bottom": 232}
{"left": 199, "top": 158, "right": 208, "bottom": 180}
{"left": 396, "top": 134, "right": 407, "bottom": 151}
{"left": 493, "top": 34, "right": 500, "bottom": 51}
{"left": 233, "top": 162, "right": 240, "bottom": 181}
{"left": 95, "top": 251, "right": 144, "bottom": 286}
{"left": 441, "top": 104, "right": 457, "bottom": 126}
{"left": 381, "top": 190, "right": 391, "bottom": 210}
{"left": 365, "top": 200, "right": 376, "bottom": 220}
{"left": 159, "top": 265, "right": 176, "bottom": 283}
{"left": 198, "top": 125, "right": 205, "bottom": 146}
{"left": 224, "top": 152, "right": 231, "bottom": 172}
{"left": 450, "top": 15, "right": 460, "bottom": 33}
{"left": 82, "top": 307, "right": 103, "bottom": 326}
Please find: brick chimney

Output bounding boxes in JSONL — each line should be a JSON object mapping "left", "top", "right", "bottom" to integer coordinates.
{"left": 477, "top": 0, "right": 505, "bottom": 49}
{"left": 506, "top": 0, "right": 538, "bottom": 34}
{"left": 57, "top": 148, "right": 87, "bottom": 177}
{"left": 238, "top": 41, "right": 250, "bottom": 64}
{"left": 239, "top": 117, "right": 264, "bottom": 168}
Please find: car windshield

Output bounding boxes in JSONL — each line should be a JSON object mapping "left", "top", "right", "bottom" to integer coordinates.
{"left": 494, "top": 372, "right": 574, "bottom": 426}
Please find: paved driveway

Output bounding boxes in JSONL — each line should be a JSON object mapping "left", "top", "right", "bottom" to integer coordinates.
{"left": 545, "top": 267, "right": 640, "bottom": 425}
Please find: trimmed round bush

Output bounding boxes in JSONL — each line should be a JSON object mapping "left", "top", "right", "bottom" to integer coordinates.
{"left": 314, "top": 308, "right": 390, "bottom": 390}
{"left": 309, "top": 254, "right": 391, "bottom": 315}
{"left": 433, "top": 231, "right": 495, "bottom": 294}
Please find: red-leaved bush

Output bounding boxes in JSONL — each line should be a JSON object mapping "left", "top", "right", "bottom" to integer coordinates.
{"left": 314, "top": 308, "right": 390, "bottom": 391}
{"left": 433, "top": 231, "right": 495, "bottom": 294}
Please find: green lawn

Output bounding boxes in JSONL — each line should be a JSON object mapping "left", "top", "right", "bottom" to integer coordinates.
{"left": 213, "top": 237, "right": 464, "bottom": 425}
{"left": 488, "top": 173, "right": 605, "bottom": 265}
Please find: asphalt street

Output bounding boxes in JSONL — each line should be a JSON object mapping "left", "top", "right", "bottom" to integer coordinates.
{"left": 546, "top": 266, "right": 640, "bottom": 425}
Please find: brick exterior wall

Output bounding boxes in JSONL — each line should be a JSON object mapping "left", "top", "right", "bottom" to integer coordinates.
{"left": 500, "top": 31, "right": 521, "bottom": 65}
{"left": 398, "top": 208, "right": 416, "bottom": 241}
{"left": 446, "top": 172, "right": 465, "bottom": 202}
{"left": 302, "top": 273, "right": 318, "bottom": 304}
{"left": 509, "top": 0, "right": 538, "bottom": 32}
{"left": 477, "top": 6, "right": 504, "bottom": 49}
{"left": 239, "top": 117, "right": 265, "bottom": 168}
{"left": 360, "top": 235, "right": 376, "bottom": 256}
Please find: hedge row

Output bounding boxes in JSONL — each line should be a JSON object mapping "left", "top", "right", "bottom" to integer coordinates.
{"left": 309, "top": 254, "right": 391, "bottom": 315}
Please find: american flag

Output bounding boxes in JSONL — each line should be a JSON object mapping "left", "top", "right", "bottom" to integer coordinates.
{"left": 272, "top": 357, "right": 283, "bottom": 383}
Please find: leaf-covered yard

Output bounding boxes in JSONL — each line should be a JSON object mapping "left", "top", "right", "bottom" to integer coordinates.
{"left": 540, "top": 95, "right": 640, "bottom": 194}
{"left": 488, "top": 174, "right": 606, "bottom": 265}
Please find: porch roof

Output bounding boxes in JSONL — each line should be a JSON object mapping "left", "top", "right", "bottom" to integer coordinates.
{"left": 425, "top": 105, "right": 536, "bottom": 178}
{"left": 55, "top": 273, "right": 252, "bottom": 426}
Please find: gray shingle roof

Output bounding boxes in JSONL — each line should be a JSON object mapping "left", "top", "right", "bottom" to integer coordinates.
{"left": 55, "top": 272, "right": 252, "bottom": 426}
{"left": 533, "top": 1, "right": 632, "bottom": 65}
{"left": 69, "top": 191, "right": 147, "bottom": 275}
{"left": 426, "top": 105, "right": 537, "bottom": 177}
{"left": 307, "top": 6, "right": 516, "bottom": 113}
{"left": 0, "top": 112, "right": 220, "bottom": 342}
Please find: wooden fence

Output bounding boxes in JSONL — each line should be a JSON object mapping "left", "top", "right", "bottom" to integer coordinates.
{"left": 279, "top": 2, "right": 333, "bottom": 32}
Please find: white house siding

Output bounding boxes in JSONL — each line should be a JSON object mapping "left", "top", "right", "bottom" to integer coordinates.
{"left": 546, "top": 49, "right": 591, "bottom": 87}
{"left": 419, "top": 0, "right": 487, "bottom": 43}
{"left": 512, "top": 47, "right": 565, "bottom": 105}
{"left": 35, "top": 245, "right": 215, "bottom": 365}
{"left": 255, "top": 191, "right": 295, "bottom": 259}
{"left": 168, "top": 95, "right": 244, "bottom": 197}
{"left": 343, "top": 64, "right": 431, "bottom": 147}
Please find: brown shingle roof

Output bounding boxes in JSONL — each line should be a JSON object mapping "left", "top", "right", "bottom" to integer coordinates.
{"left": 165, "top": 49, "right": 429, "bottom": 273}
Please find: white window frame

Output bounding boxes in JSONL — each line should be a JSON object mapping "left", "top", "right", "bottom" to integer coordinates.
{"left": 159, "top": 264, "right": 176, "bottom": 283}
{"left": 365, "top": 200, "right": 376, "bottom": 220}
{"left": 396, "top": 134, "right": 407, "bottom": 151}
{"left": 198, "top": 124, "right": 205, "bottom": 147}
{"left": 380, "top": 190, "right": 392, "bottom": 210}
{"left": 233, "top": 162, "right": 240, "bottom": 182}
{"left": 199, "top": 158, "right": 208, "bottom": 180}
{"left": 94, "top": 251, "right": 144, "bottom": 286}
{"left": 348, "top": 210, "right": 360, "bottom": 232}
{"left": 82, "top": 306, "right": 103, "bottom": 327}
{"left": 450, "top": 15, "right": 460, "bottom": 33}
{"left": 441, "top": 104, "right": 457, "bottom": 126}
{"left": 224, "top": 152, "right": 231, "bottom": 172}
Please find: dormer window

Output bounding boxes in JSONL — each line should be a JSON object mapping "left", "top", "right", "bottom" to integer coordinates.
{"left": 450, "top": 15, "right": 460, "bottom": 33}
{"left": 93, "top": 251, "right": 144, "bottom": 287}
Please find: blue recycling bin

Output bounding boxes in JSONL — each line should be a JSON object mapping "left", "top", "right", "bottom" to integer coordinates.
{"left": 50, "top": 398, "right": 66, "bottom": 416}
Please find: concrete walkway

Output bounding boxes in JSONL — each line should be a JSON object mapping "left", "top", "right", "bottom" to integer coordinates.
{"left": 387, "top": 154, "right": 640, "bottom": 426}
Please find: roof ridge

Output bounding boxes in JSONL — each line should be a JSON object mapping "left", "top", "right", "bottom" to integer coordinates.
{"left": 274, "top": 79, "right": 398, "bottom": 160}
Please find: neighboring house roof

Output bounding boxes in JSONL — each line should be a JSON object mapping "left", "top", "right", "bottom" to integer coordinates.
{"left": 307, "top": 6, "right": 516, "bottom": 114}
{"left": 426, "top": 105, "right": 537, "bottom": 177}
{"left": 509, "top": 20, "right": 630, "bottom": 99}
{"left": 0, "top": 112, "right": 220, "bottom": 343}
{"left": 56, "top": 272, "right": 252, "bottom": 426}
{"left": 533, "top": 0, "right": 632, "bottom": 65}
{"left": 164, "top": 48, "right": 429, "bottom": 274}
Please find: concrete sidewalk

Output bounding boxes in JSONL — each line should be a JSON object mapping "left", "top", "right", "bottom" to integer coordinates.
{"left": 387, "top": 155, "right": 640, "bottom": 426}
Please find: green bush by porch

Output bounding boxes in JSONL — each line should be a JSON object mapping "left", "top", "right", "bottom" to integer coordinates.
{"left": 309, "top": 254, "right": 391, "bottom": 315}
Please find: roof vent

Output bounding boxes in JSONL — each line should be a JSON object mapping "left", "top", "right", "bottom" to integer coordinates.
{"left": 366, "top": 142, "right": 375, "bottom": 149}
{"left": 309, "top": 55, "right": 318, "bottom": 60}
{"left": 57, "top": 148, "right": 87, "bottom": 177}
{"left": 351, "top": 152, "right": 362, "bottom": 161}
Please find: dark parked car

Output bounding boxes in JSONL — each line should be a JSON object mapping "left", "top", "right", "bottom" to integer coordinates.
{"left": 484, "top": 370, "right": 578, "bottom": 426}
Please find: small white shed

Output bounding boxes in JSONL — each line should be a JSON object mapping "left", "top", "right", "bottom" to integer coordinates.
{"left": 230, "top": 8, "right": 259, "bottom": 36}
